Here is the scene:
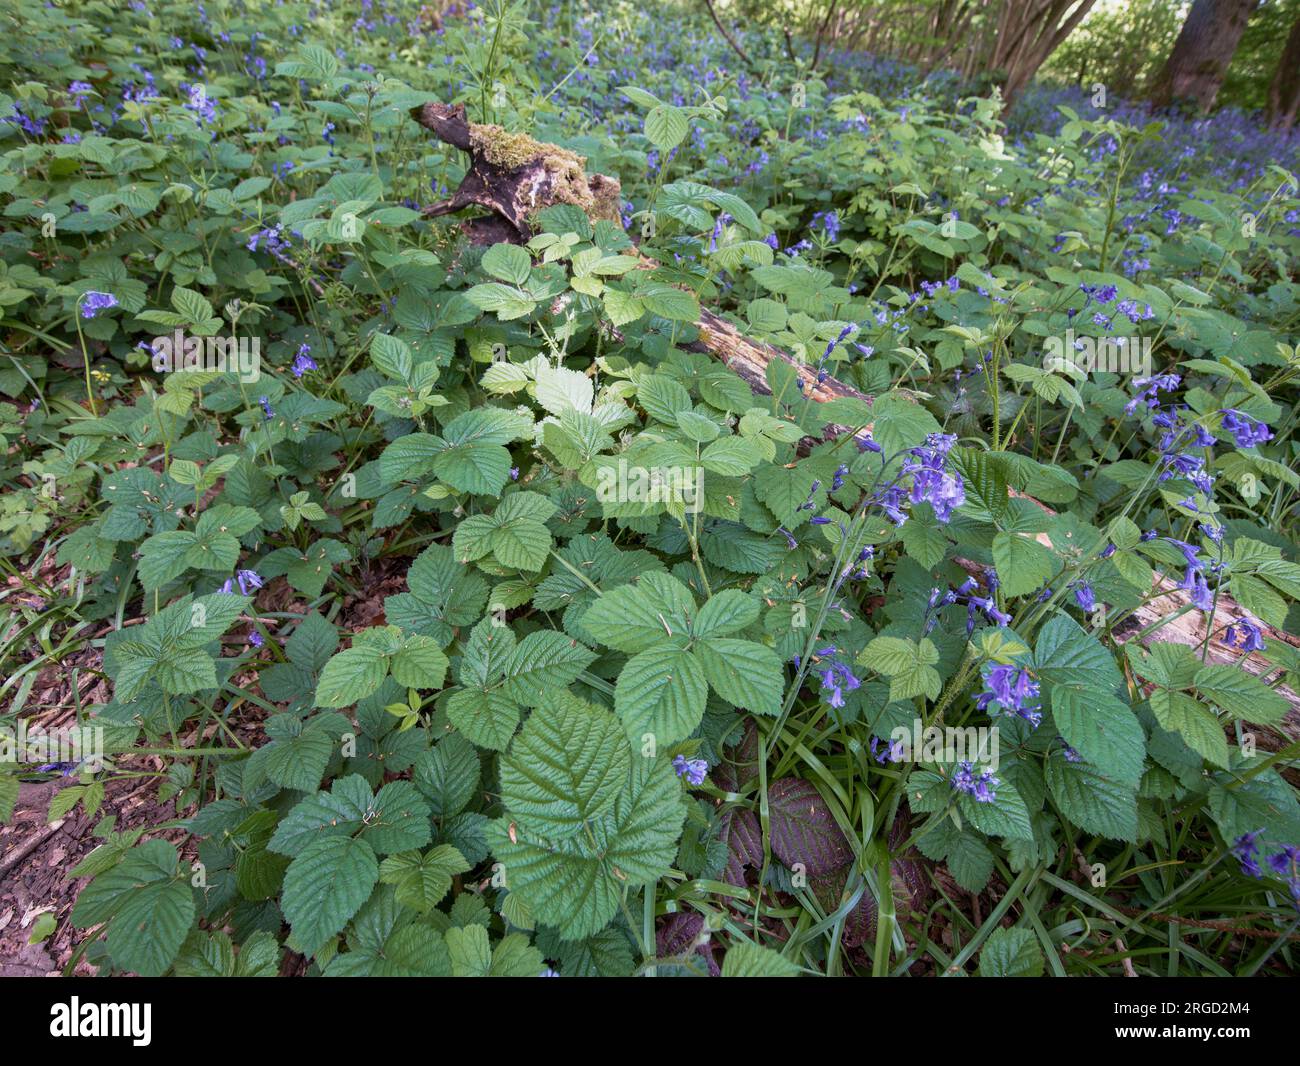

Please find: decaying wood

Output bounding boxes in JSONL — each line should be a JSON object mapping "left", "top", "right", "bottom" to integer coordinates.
{"left": 412, "top": 105, "right": 1300, "bottom": 739}
{"left": 411, "top": 102, "right": 622, "bottom": 244}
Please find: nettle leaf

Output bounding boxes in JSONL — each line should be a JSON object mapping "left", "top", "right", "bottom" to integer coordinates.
{"left": 767, "top": 777, "right": 853, "bottom": 876}
{"left": 487, "top": 695, "right": 686, "bottom": 939}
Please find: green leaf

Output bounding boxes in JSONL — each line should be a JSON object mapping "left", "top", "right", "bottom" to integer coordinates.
{"left": 390, "top": 635, "right": 450, "bottom": 690}
{"left": 498, "top": 691, "right": 632, "bottom": 839}
{"left": 481, "top": 243, "right": 533, "bottom": 287}
{"left": 488, "top": 720, "right": 685, "bottom": 939}
{"left": 378, "top": 845, "right": 470, "bottom": 913}
{"left": 614, "top": 645, "right": 707, "bottom": 745}
{"left": 464, "top": 282, "right": 536, "bottom": 320}
{"left": 637, "top": 283, "right": 699, "bottom": 322}
{"left": 1150, "top": 689, "right": 1228, "bottom": 766}
{"left": 281, "top": 835, "right": 379, "bottom": 956}
{"left": 501, "top": 630, "right": 597, "bottom": 705}
{"left": 251, "top": 716, "right": 337, "bottom": 792}
{"left": 721, "top": 942, "right": 801, "bottom": 977}
{"left": 1046, "top": 754, "right": 1137, "bottom": 841}
{"left": 858, "top": 636, "right": 941, "bottom": 701}
{"left": 961, "top": 779, "right": 1033, "bottom": 840}
{"left": 414, "top": 735, "right": 481, "bottom": 818}
{"left": 693, "top": 589, "right": 760, "bottom": 638}
{"left": 1050, "top": 687, "right": 1145, "bottom": 785}
{"left": 1193, "top": 664, "right": 1289, "bottom": 726}
{"left": 644, "top": 105, "right": 688, "bottom": 150}
{"left": 70, "top": 840, "right": 194, "bottom": 976}
{"left": 1034, "top": 614, "right": 1122, "bottom": 689}
{"left": 315, "top": 643, "right": 389, "bottom": 708}
{"left": 696, "top": 638, "right": 784, "bottom": 715}
{"left": 979, "top": 927, "right": 1044, "bottom": 977}
{"left": 581, "top": 572, "right": 696, "bottom": 653}
{"left": 445, "top": 924, "right": 493, "bottom": 976}
{"left": 446, "top": 687, "right": 521, "bottom": 752}
{"left": 991, "top": 531, "right": 1054, "bottom": 598}
{"left": 700, "top": 436, "right": 761, "bottom": 476}
{"left": 361, "top": 781, "right": 432, "bottom": 854}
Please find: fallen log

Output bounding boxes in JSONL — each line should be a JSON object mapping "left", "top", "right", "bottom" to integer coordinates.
{"left": 411, "top": 103, "right": 1300, "bottom": 740}
{"left": 412, "top": 102, "right": 622, "bottom": 244}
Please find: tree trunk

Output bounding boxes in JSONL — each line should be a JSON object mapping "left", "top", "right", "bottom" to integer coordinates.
{"left": 995, "top": 0, "right": 1099, "bottom": 109}
{"left": 1267, "top": 15, "right": 1300, "bottom": 129}
{"left": 1149, "top": 0, "right": 1256, "bottom": 112}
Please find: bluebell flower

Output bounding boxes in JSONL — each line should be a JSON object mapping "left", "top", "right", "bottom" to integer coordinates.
{"left": 80, "top": 291, "right": 118, "bottom": 319}
{"left": 236, "top": 569, "right": 263, "bottom": 596}
{"left": 1224, "top": 616, "right": 1265, "bottom": 652}
{"left": 1219, "top": 409, "right": 1272, "bottom": 449}
{"left": 672, "top": 754, "right": 708, "bottom": 786}
{"left": 950, "top": 761, "right": 999, "bottom": 803}
{"left": 975, "top": 663, "right": 1041, "bottom": 727}
{"left": 1232, "top": 831, "right": 1265, "bottom": 877}
{"left": 291, "top": 343, "right": 317, "bottom": 378}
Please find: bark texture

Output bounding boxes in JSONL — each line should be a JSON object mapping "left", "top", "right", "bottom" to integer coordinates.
{"left": 1267, "top": 16, "right": 1300, "bottom": 130}
{"left": 1149, "top": 0, "right": 1256, "bottom": 112}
